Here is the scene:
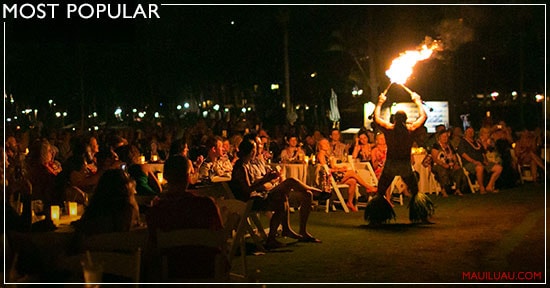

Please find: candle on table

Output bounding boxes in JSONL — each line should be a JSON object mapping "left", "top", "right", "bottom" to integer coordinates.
{"left": 69, "top": 202, "right": 78, "bottom": 217}
{"left": 51, "top": 205, "right": 60, "bottom": 223}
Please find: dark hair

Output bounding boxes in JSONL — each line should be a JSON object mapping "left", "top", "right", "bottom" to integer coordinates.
{"left": 163, "top": 155, "right": 189, "bottom": 185}
{"left": 169, "top": 138, "right": 187, "bottom": 156}
{"left": 205, "top": 135, "right": 222, "bottom": 151}
{"left": 237, "top": 140, "right": 255, "bottom": 158}
{"left": 394, "top": 110, "right": 408, "bottom": 125}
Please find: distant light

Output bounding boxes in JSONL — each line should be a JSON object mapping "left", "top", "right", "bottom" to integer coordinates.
{"left": 184, "top": 102, "right": 190, "bottom": 109}
{"left": 114, "top": 108, "right": 122, "bottom": 115}
{"left": 93, "top": 112, "right": 97, "bottom": 117}
{"left": 535, "top": 94, "right": 544, "bottom": 102}
{"left": 224, "top": 108, "right": 229, "bottom": 112}
{"left": 482, "top": 57, "right": 486, "bottom": 60}
{"left": 6, "top": 118, "right": 11, "bottom": 122}
{"left": 230, "top": 20, "right": 235, "bottom": 25}
{"left": 282, "top": 103, "right": 286, "bottom": 109}
{"left": 295, "top": 105, "right": 300, "bottom": 110}
{"left": 132, "top": 108, "right": 137, "bottom": 113}
{"left": 305, "top": 105, "right": 310, "bottom": 110}
{"left": 352, "top": 90, "right": 358, "bottom": 96}
{"left": 159, "top": 102, "right": 163, "bottom": 107}
{"left": 213, "top": 104, "right": 220, "bottom": 111}
{"left": 491, "top": 91, "right": 499, "bottom": 101}
{"left": 138, "top": 112, "right": 146, "bottom": 118}
{"left": 72, "top": 127, "right": 76, "bottom": 131}
{"left": 511, "top": 91, "right": 518, "bottom": 96}
{"left": 202, "top": 111, "right": 209, "bottom": 118}
{"left": 48, "top": 99, "right": 53, "bottom": 104}
{"left": 55, "top": 112, "right": 61, "bottom": 118}
{"left": 88, "top": 114, "right": 93, "bottom": 118}
{"left": 13, "top": 116, "right": 17, "bottom": 120}
{"left": 310, "top": 72, "right": 317, "bottom": 78}
{"left": 247, "top": 107, "right": 252, "bottom": 111}
{"left": 358, "top": 89, "right": 363, "bottom": 95}
{"left": 476, "top": 94, "right": 485, "bottom": 99}
{"left": 154, "top": 112, "right": 160, "bottom": 118}
{"left": 94, "top": 126, "right": 99, "bottom": 131}
{"left": 177, "top": 105, "right": 182, "bottom": 110}
{"left": 271, "top": 84, "right": 279, "bottom": 90}
{"left": 63, "top": 112, "right": 67, "bottom": 117}
{"left": 241, "top": 107, "right": 247, "bottom": 113}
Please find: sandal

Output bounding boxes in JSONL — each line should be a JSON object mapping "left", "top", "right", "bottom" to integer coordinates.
{"left": 346, "top": 202, "right": 358, "bottom": 212}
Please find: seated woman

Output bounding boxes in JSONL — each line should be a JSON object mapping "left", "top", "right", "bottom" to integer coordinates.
{"left": 70, "top": 169, "right": 141, "bottom": 254}
{"left": 371, "top": 133, "right": 387, "bottom": 179}
{"left": 26, "top": 138, "right": 62, "bottom": 212}
{"left": 316, "top": 138, "right": 377, "bottom": 212}
{"left": 351, "top": 129, "right": 373, "bottom": 163}
{"left": 515, "top": 130, "right": 544, "bottom": 182}
{"left": 279, "top": 135, "right": 305, "bottom": 163}
{"left": 430, "top": 130, "right": 468, "bottom": 197}
{"left": 115, "top": 144, "right": 162, "bottom": 196}
{"left": 457, "top": 127, "right": 503, "bottom": 194}
{"left": 230, "top": 139, "right": 322, "bottom": 250}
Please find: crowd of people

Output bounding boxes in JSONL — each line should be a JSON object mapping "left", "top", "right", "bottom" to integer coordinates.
{"left": 3, "top": 106, "right": 546, "bottom": 245}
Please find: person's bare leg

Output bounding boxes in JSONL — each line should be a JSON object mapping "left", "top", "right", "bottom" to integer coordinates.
{"left": 486, "top": 164, "right": 502, "bottom": 192}
{"left": 297, "top": 191, "right": 314, "bottom": 237}
{"left": 344, "top": 179, "right": 358, "bottom": 212}
{"left": 475, "top": 165, "right": 486, "bottom": 194}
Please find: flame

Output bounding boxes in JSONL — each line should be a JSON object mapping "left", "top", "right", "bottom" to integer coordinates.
{"left": 385, "top": 39, "right": 441, "bottom": 85}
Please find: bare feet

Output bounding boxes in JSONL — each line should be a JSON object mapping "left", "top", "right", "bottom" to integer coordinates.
{"left": 346, "top": 202, "right": 358, "bottom": 212}
{"left": 454, "top": 190, "right": 464, "bottom": 196}
{"left": 281, "top": 230, "right": 303, "bottom": 240}
{"left": 441, "top": 190, "right": 449, "bottom": 197}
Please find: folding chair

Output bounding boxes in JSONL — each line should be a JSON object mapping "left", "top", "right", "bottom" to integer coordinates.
{"left": 155, "top": 228, "right": 230, "bottom": 283}
{"left": 517, "top": 164, "right": 535, "bottom": 183}
{"left": 456, "top": 154, "right": 479, "bottom": 193}
{"left": 321, "top": 164, "right": 350, "bottom": 213}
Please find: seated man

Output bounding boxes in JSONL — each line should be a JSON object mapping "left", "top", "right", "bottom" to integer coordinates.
{"left": 230, "top": 139, "right": 322, "bottom": 250}
{"left": 146, "top": 155, "right": 224, "bottom": 281}
{"left": 198, "top": 135, "right": 233, "bottom": 181}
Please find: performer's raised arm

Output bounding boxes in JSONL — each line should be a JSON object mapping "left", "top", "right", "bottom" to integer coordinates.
{"left": 409, "top": 92, "right": 427, "bottom": 131}
{"left": 374, "top": 93, "right": 393, "bottom": 130}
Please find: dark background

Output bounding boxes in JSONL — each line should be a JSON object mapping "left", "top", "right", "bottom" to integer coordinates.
{"left": 3, "top": 3, "right": 545, "bottom": 131}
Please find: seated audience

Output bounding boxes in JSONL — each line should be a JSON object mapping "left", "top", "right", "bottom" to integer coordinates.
{"left": 458, "top": 127, "right": 502, "bottom": 194}
{"left": 329, "top": 128, "right": 349, "bottom": 161}
{"left": 26, "top": 138, "right": 62, "bottom": 211}
{"left": 430, "top": 130, "right": 469, "bottom": 196}
{"left": 317, "top": 138, "right": 377, "bottom": 212}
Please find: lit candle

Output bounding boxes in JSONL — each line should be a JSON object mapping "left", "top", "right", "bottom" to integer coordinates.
{"left": 51, "top": 205, "right": 60, "bottom": 223}
{"left": 69, "top": 202, "right": 78, "bottom": 217}
{"left": 151, "top": 155, "right": 158, "bottom": 162}
{"left": 304, "top": 155, "right": 310, "bottom": 165}
{"left": 139, "top": 155, "right": 145, "bottom": 164}
{"left": 157, "top": 172, "right": 163, "bottom": 183}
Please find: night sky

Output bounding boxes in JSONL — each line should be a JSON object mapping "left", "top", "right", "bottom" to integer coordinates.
{"left": 3, "top": 4, "right": 545, "bottom": 128}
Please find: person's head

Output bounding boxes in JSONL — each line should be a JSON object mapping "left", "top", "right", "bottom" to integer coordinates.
{"left": 357, "top": 131, "right": 369, "bottom": 145}
{"left": 305, "top": 135, "right": 315, "bottom": 146}
{"left": 237, "top": 139, "right": 256, "bottom": 162}
{"left": 88, "top": 136, "right": 100, "bottom": 155}
{"left": 451, "top": 126, "right": 463, "bottom": 138}
{"left": 394, "top": 110, "right": 408, "bottom": 126}
{"left": 164, "top": 155, "right": 190, "bottom": 190}
{"left": 92, "top": 169, "right": 136, "bottom": 205}
{"left": 28, "top": 138, "right": 54, "bottom": 165}
{"left": 205, "top": 136, "right": 224, "bottom": 158}
{"left": 318, "top": 138, "right": 330, "bottom": 151}
{"left": 435, "top": 124, "right": 446, "bottom": 134}
{"left": 436, "top": 130, "right": 450, "bottom": 144}
{"left": 169, "top": 138, "right": 188, "bottom": 157}
{"left": 114, "top": 145, "right": 141, "bottom": 165}
{"left": 286, "top": 135, "right": 299, "bottom": 148}
{"left": 464, "top": 126, "right": 475, "bottom": 139}
{"left": 330, "top": 129, "right": 341, "bottom": 142}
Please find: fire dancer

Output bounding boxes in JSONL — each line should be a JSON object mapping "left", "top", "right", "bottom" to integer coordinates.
{"left": 364, "top": 89, "right": 434, "bottom": 225}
